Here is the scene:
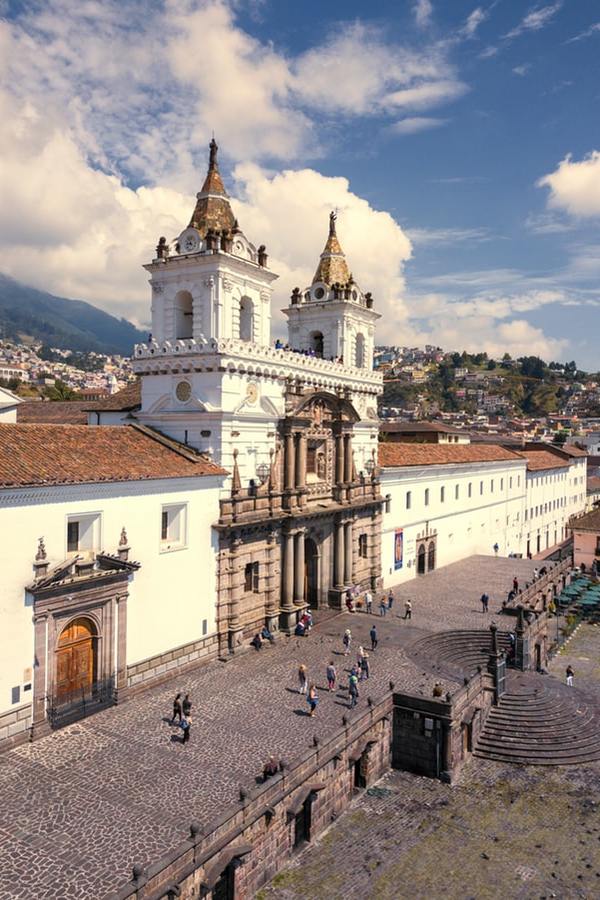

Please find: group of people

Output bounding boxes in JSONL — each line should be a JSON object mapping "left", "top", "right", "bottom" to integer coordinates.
{"left": 250, "top": 625, "right": 276, "bottom": 650}
{"left": 273, "top": 339, "right": 344, "bottom": 364}
{"left": 294, "top": 610, "right": 313, "bottom": 637}
{"left": 345, "top": 587, "right": 412, "bottom": 620}
{"left": 297, "top": 630, "right": 380, "bottom": 715}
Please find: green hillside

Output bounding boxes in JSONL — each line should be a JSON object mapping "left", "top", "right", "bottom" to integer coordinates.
{"left": 0, "top": 274, "right": 146, "bottom": 355}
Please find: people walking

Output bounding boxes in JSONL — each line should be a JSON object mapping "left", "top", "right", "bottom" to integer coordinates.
{"left": 379, "top": 596, "right": 387, "bottom": 617}
{"left": 404, "top": 600, "right": 412, "bottom": 620}
{"left": 480, "top": 592, "right": 489, "bottom": 613}
{"left": 298, "top": 663, "right": 308, "bottom": 694}
{"left": 326, "top": 661, "right": 337, "bottom": 691}
{"left": 365, "top": 590, "right": 373, "bottom": 615}
{"left": 307, "top": 684, "right": 319, "bottom": 717}
{"left": 566, "top": 665, "right": 574, "bottom": 687}
{"left": 348, "top": 672, "right": 359, "bottom": 708}
{"left": 360, "top": 653, "right": 370, "bottom": 681}
{"left": 182, "top": 694, "right": 192, "bottom": 717}
{"left": 343, "top": 629, "right": 352, "bottom": 656}
{"left": 493, "top": 542, "right": 499, "bottom": 555}
{"left": 357, "top": 645, "right": 366, "bottom": 666}
{"left": 370, "top": 624, "right": 378, "bottom": 651}
{"left": 181, "top": 713, "right": 191, "bottom": 744}
{"left": 172, "top": 692, "right": 183, "bottom": 724}
{"left": 387, "top": 589, "right": 394, "bottom": 613}
{"left": 513, "top": 576, "right": 519, "bottom": 593}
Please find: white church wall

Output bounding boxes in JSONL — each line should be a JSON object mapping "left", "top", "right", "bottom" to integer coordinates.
{"left": 524, "top": 465, "right": 574, "bottom": 555}
{"left": 0, "top": 476, "right": 222, "bottom": 718}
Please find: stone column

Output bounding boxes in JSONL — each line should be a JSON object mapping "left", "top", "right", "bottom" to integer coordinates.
{"left": 280, "top": 530, "right": 297, "bottom": 633}
{"left": 115, "top": 593, "right": 128, "bottom": 702}
{"left": 370, "top": 507, "right": 383, "bottom": 590}
{"left": 228, "top": 535, "right": 244, "bottom": 653}
{"left": 31, "top": 612, "right": 51, "bottom": 740}
{"left": 335, "top": 434, "right": 344, "bottom": 485}
{"left": 334, "top": 520, "right": 345, "bottom": 588}
{"left": 284, "top": 431, "right": 295, "bottom": 492}
{"left": 344, "top": 520, "right": 353, "bottom": 585}
{"left": 294, "top": 530, "right": 306, "bottom": 607}
{"left": 295, "top": 432, "right": 307, "bottom": 508}
{"left": 343, "top": 434, "right": 353, "bottom": 483}
{"left": 264, "top": 529, "right": 279, "bottom": 631}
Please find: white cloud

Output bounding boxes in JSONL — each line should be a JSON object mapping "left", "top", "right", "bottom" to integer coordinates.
{"left": 385, "top": 79, "right": 468, "bottom": 110}
{"left": 538, "top": 152, "right": 600, "bottom": 218}
{"left": 414, "top": 0, "right": 433, "bottom": 28}
{"left": 391, "top": 117, "right": 448, "bottom": 135}
{"left": 512, "top": 63, "right": 532, "bottom": 76}
{"left": 479, "top": 45, "right": 499, "bottom": 59}
{"left": 565, "top": 22, "right": 600, "bottom": 43}
{"left": 406, "top": 226, "right": 492, "bottom": 244}
{"left": 463, "top": 7, "right": 487, "bottom": 37}
{"left": 524, "top": 212, "right": 576, "bottom": 234}
{"left": 504, "top": 3, "right": 562, "bottom": 40}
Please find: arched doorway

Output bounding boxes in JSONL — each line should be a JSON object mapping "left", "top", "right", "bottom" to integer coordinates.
{"left": 174, "top": 291, "right": 193, "bottom": 339}
{"left": 56, "top": 617, "right": 97, "bottom": 702}
{"left": 428, "top": 541, "right": 436, "bottom": 572}
{"left": 305, "top": 538, "right": 319, "bottom": 608}
{"left": 310, "top": 331, "right": 324, "bottom": 358}
{"left": 417, "top": 544, "right": 426, "bottom": 575}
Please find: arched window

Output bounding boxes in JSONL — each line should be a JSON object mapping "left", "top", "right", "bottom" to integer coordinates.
{"left": 417, "top": 544, "right": 426, "bottom": 575}
{"left": 355, "top": 333, "right": 365, "bottom": 368}
{"left": 174, "top": 291, "right": 193, "bottom": 339}
{"left": 428, "top": 541, "right": 436, "bottom": 572}
{"left": 239, "top": 297, "right": 254, "bottom": 341}
{"left": 310, "top": 331, "right": 324, "bottom": 358}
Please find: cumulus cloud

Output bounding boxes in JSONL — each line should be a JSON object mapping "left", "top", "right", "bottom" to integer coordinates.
{"left": 391, "top": 117, "right": 448, "bottom": 135}
{"left": 538, "top": 152, "right": 600, "bottom": 217}
{"left": 504, "top": 3, "right": 563, "bottom": 40}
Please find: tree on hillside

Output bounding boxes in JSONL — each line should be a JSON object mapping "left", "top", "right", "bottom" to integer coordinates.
{"left": 44, "top": 380, "right": 77, "bottom": 401}
{"left": 519, "top": 356, "right": 545, "bottom": 380}
{"left": 487, "top": 359, "right": 497, "bottom": 370}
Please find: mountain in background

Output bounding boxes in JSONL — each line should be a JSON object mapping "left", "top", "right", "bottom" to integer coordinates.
{"left": 0, "top": 274, "right": 146, "bottom": 355}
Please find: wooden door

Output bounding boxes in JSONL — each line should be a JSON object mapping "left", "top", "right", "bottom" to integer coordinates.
{"left": 56, "top": 618, "right": 96, "bottom": 702}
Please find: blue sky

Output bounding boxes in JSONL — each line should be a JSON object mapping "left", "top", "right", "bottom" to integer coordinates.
{"left": 1, "top": 1, "right": 599, "bottom": 367}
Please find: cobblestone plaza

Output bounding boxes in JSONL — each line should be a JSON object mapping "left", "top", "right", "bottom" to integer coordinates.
{"left": 0, "top": 556, "right": 552, "bottom": 899}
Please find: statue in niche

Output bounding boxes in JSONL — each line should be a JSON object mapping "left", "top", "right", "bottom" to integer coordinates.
{"left": 316, "top": 452, "right": 326, "bottom": 481}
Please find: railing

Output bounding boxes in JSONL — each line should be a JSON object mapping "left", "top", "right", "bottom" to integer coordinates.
{"left": 46, "top": 677, "right": 116, "bottom": 729}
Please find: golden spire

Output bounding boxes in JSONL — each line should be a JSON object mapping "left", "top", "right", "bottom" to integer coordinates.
{"left": 312, "top": 211, "right": 351, "bottom": 286}
{"left": 188, "top": 138, "right": 236, "bottom": 237}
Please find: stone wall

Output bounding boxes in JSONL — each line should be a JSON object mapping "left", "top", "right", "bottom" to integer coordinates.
{"left": 109, "top": 696, "right": 393, "bottom": 900}
{"left": 0, "top": 701, "right": 32, "bottom": 750}
{"left": 126, "top": 633, "right": 219, "bottom": 694}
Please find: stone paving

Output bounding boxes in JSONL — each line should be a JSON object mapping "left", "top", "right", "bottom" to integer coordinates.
{"left": 262, "top": 623, "right": 600, "bottom": 900}
{"left": 0, "top": 555, "right": 538, "bottom": 899}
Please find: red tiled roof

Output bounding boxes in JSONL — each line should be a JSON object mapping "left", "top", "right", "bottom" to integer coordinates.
{"left": 587, "top": 476, "right": 600, "bottom": 493}
{"left": 87, "top": 381, "right": 141, "bottom": 412}
{"left": 378, "top": 443, "right": 521, "bottom": 468}
{"left": 380, "top": 421, "right": 464, "bottom": 434}
{"left": 561, "top": 444, "right": 588, "bottom": 458}
{"left": 0, "top": 423, "right": 226, "bottom": 487}
{"left": 18, "top": 401, "right": 96, "bottom": 425}
{"left": 514, "top": 449, "right": 569, "bottom": 472}
{"left": 571, "top": 507, "right": 600, "bottom": 532}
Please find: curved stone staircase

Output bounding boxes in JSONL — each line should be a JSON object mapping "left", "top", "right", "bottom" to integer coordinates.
{"left": 474, "top": 674, "right": 600, "bottom": 765}
{"left": 408, "top": 629, "right": 513, "bottom": 679}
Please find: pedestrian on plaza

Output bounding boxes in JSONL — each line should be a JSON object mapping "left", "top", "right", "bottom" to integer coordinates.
{"left": 326, "top": 661, "right": 337, "bottom": 691}
{"left": 307, "top": 684, "right": 319, "bottom": 717}
{"left": 182, "top": 694, "right": 192, "bottom": 717}
{"left": 480, "top": 592, "right": 489, "bottom": 613}
{"left": 370, "top": 624, "right": 378, "bottom": 651}
{"left": 262, "top": 755, "right": 279, "bottom": 781}
{"left": 298, "top": 664, "right": 308, "bottom": 694}
{"left": 533, "top": 567, "right": 539, "bottom": 580}
{"left": 432, "top": 681, "right": 443, "bottom": 698}
{"left": 181, "top": 713, "right": 191, "bottom": 744}
{"left": 357, "top": 644, "right": 366, "bottom": 665}
{"left": 365, "top": 589, "right": 373, "bottom": 615}
{"left": 513, "top": 576, "right": 519, "bottom": 593}
{"left": 172, "top": 692, "right": 183, "bottom": 724}
{"left": 343, "top": 629, "right": 352, "bottom": 656}
{"left": 360, "top": 653, "right": 370, "bottom": 681}
{"left": 566, "top": 665, "right": 574, "bottom": 687}
{"left": 387, "top": 589, "right": 394, "bottom": 613}
{"left": 404, "top": 600, "right": 412, "bottom": 620}
{"left": 493, "top": 542, "right": 499, "bottom": 556}
{"left": 348, "top": 672, "right": 359, "bottom": 708}
{"left": 379, "top": 596, "right": 387, "bottom": 617}
{"left": 251, "top": 632, "right": 263, "bottom": 651}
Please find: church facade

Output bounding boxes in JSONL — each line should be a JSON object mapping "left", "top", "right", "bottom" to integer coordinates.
{"left": 132, "top": 140, "right": 385, "bottom": 654}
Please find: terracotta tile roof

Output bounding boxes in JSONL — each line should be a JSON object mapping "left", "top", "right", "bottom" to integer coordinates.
{"left": 17, "top": 400, "right": 95, "bottom": 425}
{"left": 561, "top": 444, "right": 588, "bottom": 458}
{"left": 587, "top": 476, "right": 600, "bottom": 493}
{"left": 378, "top": 443, "right": 521, "bottom": 468}
{"left": 87, "top": 380, "right": 141, "bottom": 412}
{"left": 571, "top": 507, "right": 600, "bottom": 532}
{"left": 514, "top": 449, "right": 569, "bottom": 471}
{"left": 381, "top": 421, "right": 464, "bottom": 434}
{"left": 0, "top": 423, "right": 226, "bottom": 488}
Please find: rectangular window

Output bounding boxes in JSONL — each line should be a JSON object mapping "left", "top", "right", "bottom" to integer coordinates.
{"left": 440, "top": 486, "right": 445, "bottom": 503}
{"left": 160, "top": 503, "right": 187, "bottom": 550}
{"left": 500, "top": 478, "right": 504, "bottom": 491}
{"left": 66, "top": 513, "right": 100, "bottom": 554}
{"left": 424, "top": 488, "right": 429, "bottom": 506}
{"left": 406, "top": 490, "right": 412, "bottom": 509}
{"left": 245, "top": 561, "right": 259, "bottom": 592}
{"left": 491, "top": 479, "right": 494, "bottom": 493}
{"left": 509, "top": 476, "right": 513, "bottom": 489}
{"left": 202, "top": 619, "right": 208, "bottom": 636}
{"left": 468, "top": 482, "right": 472, "bottom": 498}
{"left": 359, "top": 533, "right": 368, "bottom": 558}
{"left": 455, "top": 484, "right": 459, "bottom": 500}
{"left": 480, "top": 481, "right": 484, "bottom": 495}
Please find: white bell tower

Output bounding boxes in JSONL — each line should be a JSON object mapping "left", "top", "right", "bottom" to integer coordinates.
{"left": 283, "top": 212, "right": 379, "bottom": 370}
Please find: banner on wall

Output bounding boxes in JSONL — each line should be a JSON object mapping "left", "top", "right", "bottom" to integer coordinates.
{"left": 394, "top": 528, "right": 403, "bottom": 570}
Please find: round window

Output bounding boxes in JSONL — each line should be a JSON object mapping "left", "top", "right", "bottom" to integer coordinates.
{"left": 175, "top": 381, "right": 192, "bottom": 402}
{"left": 314, "top": 287, "right": 325, "bottom": 300}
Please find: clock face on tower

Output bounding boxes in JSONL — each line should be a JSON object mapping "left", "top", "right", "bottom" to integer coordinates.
{"left": 175, "top": 380, "right": 192, "bottom": 402}
{"left": 179, "top": 228, "right": 200, "bottom": 254}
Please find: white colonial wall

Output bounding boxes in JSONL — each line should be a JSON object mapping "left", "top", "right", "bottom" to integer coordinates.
{"left": 524, "top": 462, "right": 585, "bottom": 555}
{"left": 380, "top": 459, "right": 527, "bottom": 586}
{"left": 0, "top": 476, "right": 222, "bottom": 719}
